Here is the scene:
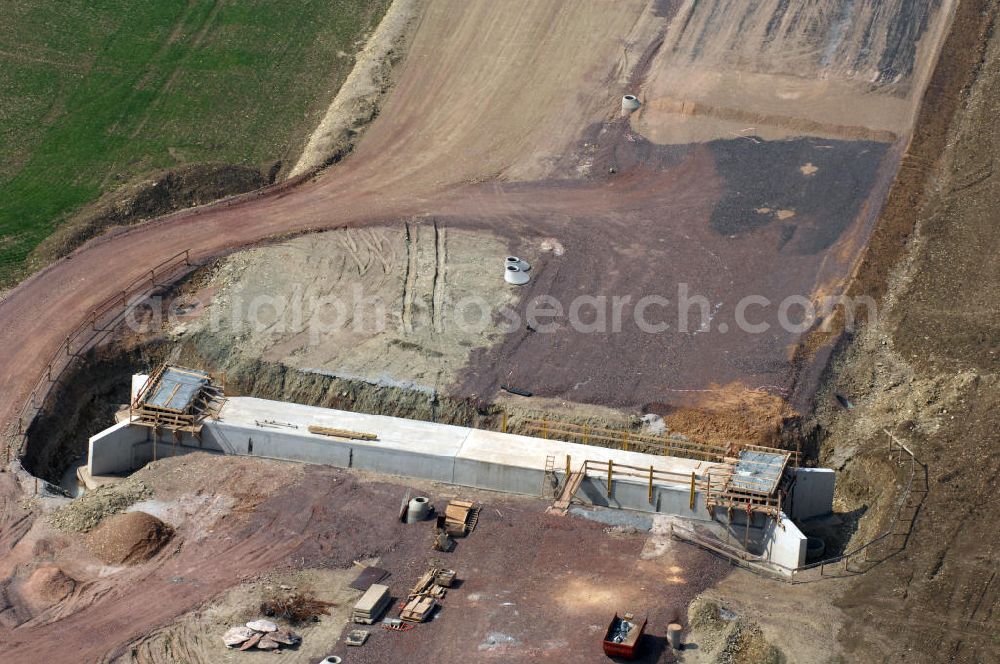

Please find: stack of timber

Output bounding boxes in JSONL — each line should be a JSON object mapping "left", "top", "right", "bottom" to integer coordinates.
{"left": 352, "top": 584, "right": 391, "bottom": 624}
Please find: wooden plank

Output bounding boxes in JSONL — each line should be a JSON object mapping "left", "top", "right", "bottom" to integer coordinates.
{"left": 307, "top": 425, "right": 378, "bottom": 441}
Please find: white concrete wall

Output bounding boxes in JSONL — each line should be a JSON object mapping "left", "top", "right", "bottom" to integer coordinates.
{"left": 130, "top": 374, "right": 150, "bottom": 403}
{"left": 762, "top": 514, "right": 808, "bottom": 571}
{"left": 88, "top": 420, "right": 149, "bottom": 475}
{"left": 86, "top": 416, "right": 716, "bottom": 519}
{"left": 789, "top": 468, "right": 836, "bottom": 521}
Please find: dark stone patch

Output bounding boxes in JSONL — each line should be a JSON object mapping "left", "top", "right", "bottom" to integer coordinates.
{"left": 706, "top": 137, "right": 889, "bottom": 254}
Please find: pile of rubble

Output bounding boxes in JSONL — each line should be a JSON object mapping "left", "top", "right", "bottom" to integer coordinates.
{"left": 49, "top": 477, "right": 152, "bottom": 532}
{"left": 222, "top": 619, "right": 301, "bottom": 651}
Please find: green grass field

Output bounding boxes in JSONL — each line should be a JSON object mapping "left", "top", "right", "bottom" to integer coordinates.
{"left": 0, "top": 0, "right": 389, "bottom": 285}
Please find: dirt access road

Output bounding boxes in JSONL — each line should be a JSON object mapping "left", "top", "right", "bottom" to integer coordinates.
{"left": 0, "top": 0, "right": 955, "bottom": 439}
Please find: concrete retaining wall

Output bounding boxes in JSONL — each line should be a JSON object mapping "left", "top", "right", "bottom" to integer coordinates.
{"left": 762, "top": 515, "right": 808, "bottom": 569}
{"left": 789, "top": 468, "right": 836, "bottom": 521}
{"left": 88, "top": 421, "right": 149, "bottom": 476}
{"left": 87, "top": 394, "right": 821, "bottom": 573}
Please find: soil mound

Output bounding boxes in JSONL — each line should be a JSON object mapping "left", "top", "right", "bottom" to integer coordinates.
{"left": 86, "top": 511, "right": 174, "bottom": 565}
{"left": 49, "top": 476, "right": 152, "bottom": 533}
{"left": 22, "top": 566, "right": 76, "bottom": 607}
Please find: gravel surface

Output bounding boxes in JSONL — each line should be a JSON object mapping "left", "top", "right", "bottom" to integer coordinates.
{"left": 48, "top": 476, "right": 152, "bottom": 533}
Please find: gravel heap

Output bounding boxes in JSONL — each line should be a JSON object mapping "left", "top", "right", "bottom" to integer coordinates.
{"left": 85, "top": 511, "right": 173, "bottom": 565}
{"left": 49, "top": 477, "right": 152, "bottom": 533}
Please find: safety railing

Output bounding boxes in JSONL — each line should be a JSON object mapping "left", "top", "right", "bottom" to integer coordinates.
{"left": 669, "top": 428, "right": 926, "bottom": 582}
{"left": 803, "top": 429, "right": 925, "bottom": 576}
{"left": 560, "top": 458, "right": 731, "bottom": 509}
{"left": 8, "top": 250, "right": 194, "bottom": 463}
{"left": 513, "top": 417, "right": 733, "bottom": 463}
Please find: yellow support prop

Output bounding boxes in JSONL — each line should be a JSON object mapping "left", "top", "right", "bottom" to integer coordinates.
{"left": 689, "top": 471, "right": 696, "bottom": 510}
{"left": 607, "top": 460, "right": 614, "bottom": 497}
{"left": 648, "top": 465, "right": 654, "bottom": 503}
{"left": 501, "top": 411, "right": 508, "bottom": 433}
{"left": 566, "top": 454, "right": 571, "bottom": 477}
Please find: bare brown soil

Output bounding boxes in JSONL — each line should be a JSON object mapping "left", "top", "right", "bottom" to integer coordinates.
{"left": 809, "top": 1, "right": 1000, "bottom": 661}
{"left": 0, "top": 0, "right": 955, "bottom": 457}
{"left": 0, "top": 454, "right": 730, "bottom": 663}
{"left": 658, "top": 384, "right": 793, "bottom": 449}
{"left": 21, "top": 565, "right": 76, "bottom": 608}
{"left": 0, "top": 1, "right": 991, "bottom": 661}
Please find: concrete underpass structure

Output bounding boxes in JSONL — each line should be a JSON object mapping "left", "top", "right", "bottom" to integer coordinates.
{"left": 84, "top": 375, "right": 836, "bottom": 574}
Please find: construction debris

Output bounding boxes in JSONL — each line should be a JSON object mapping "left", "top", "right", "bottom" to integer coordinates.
{"left": 382, "top": 617, "right": 414, "bottom": 632}
{"left": 223, "top": 621, "right": 300, "bottom": 651}
{"left": 48, "top": 476, "right": 152, "bottom": 533}
{"left": 256, "top": 636, "right": 279, "bottom": 650}
{"left": 408, "top": 568, "right": 449, "bottom": 600}
{"left": 444, "top": 499, "right": 480, "bottom": 536}
{"left": 435, "top": 569, "right": 456, "bottom": 587}
{"left": 432, "top": 522, "right": 454, "bottom": 552}
{"left": 246, "top": 619, "right": 277, "bottom": 632}
{"left": 353, "top": 583, "right": 391, "bottom": 624}
{"left": 602, "top": 612, "right": 647, "bottom": 660}
{"left": 260, "top": 592, "right": 332, "bottom": 624}
{"left": 345, "top": 629, "right": 370, "bottom": 646}
{"left": 307, "top": 425, "right": 378, "bottom": 441}
{"left": 222, "top": 626, "right": 255, "bottom": 647}
{"left": 239, "top": 633, "right": 262, "bottom": 651}
{"left": 399, "top": 490, "right": 412, "bottom": 522}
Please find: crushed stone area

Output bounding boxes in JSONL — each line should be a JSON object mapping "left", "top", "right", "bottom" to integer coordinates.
{"left": 178, "top": 223, "right": 517, "bottom": 395}
{"left": 48, "top": 476, "right": 152, "bottom": 533}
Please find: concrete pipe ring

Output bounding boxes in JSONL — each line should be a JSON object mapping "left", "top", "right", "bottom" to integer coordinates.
{"left": 506, "top": 256, "right": 531, "bottom": 271}
{"left": 320, "top": 658, "right": 342, "bottom": 664}
{"left": 504, "top": 264, "right": 530, "bottom": 285}
{"left": 406, "top": 496, "right": 431, "bottom": 523}
{"left": 621, "top": 94, "right": 641, "bottom": 114}
{"left": 806, "top": 537, "right": 826, "bottom": 562}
